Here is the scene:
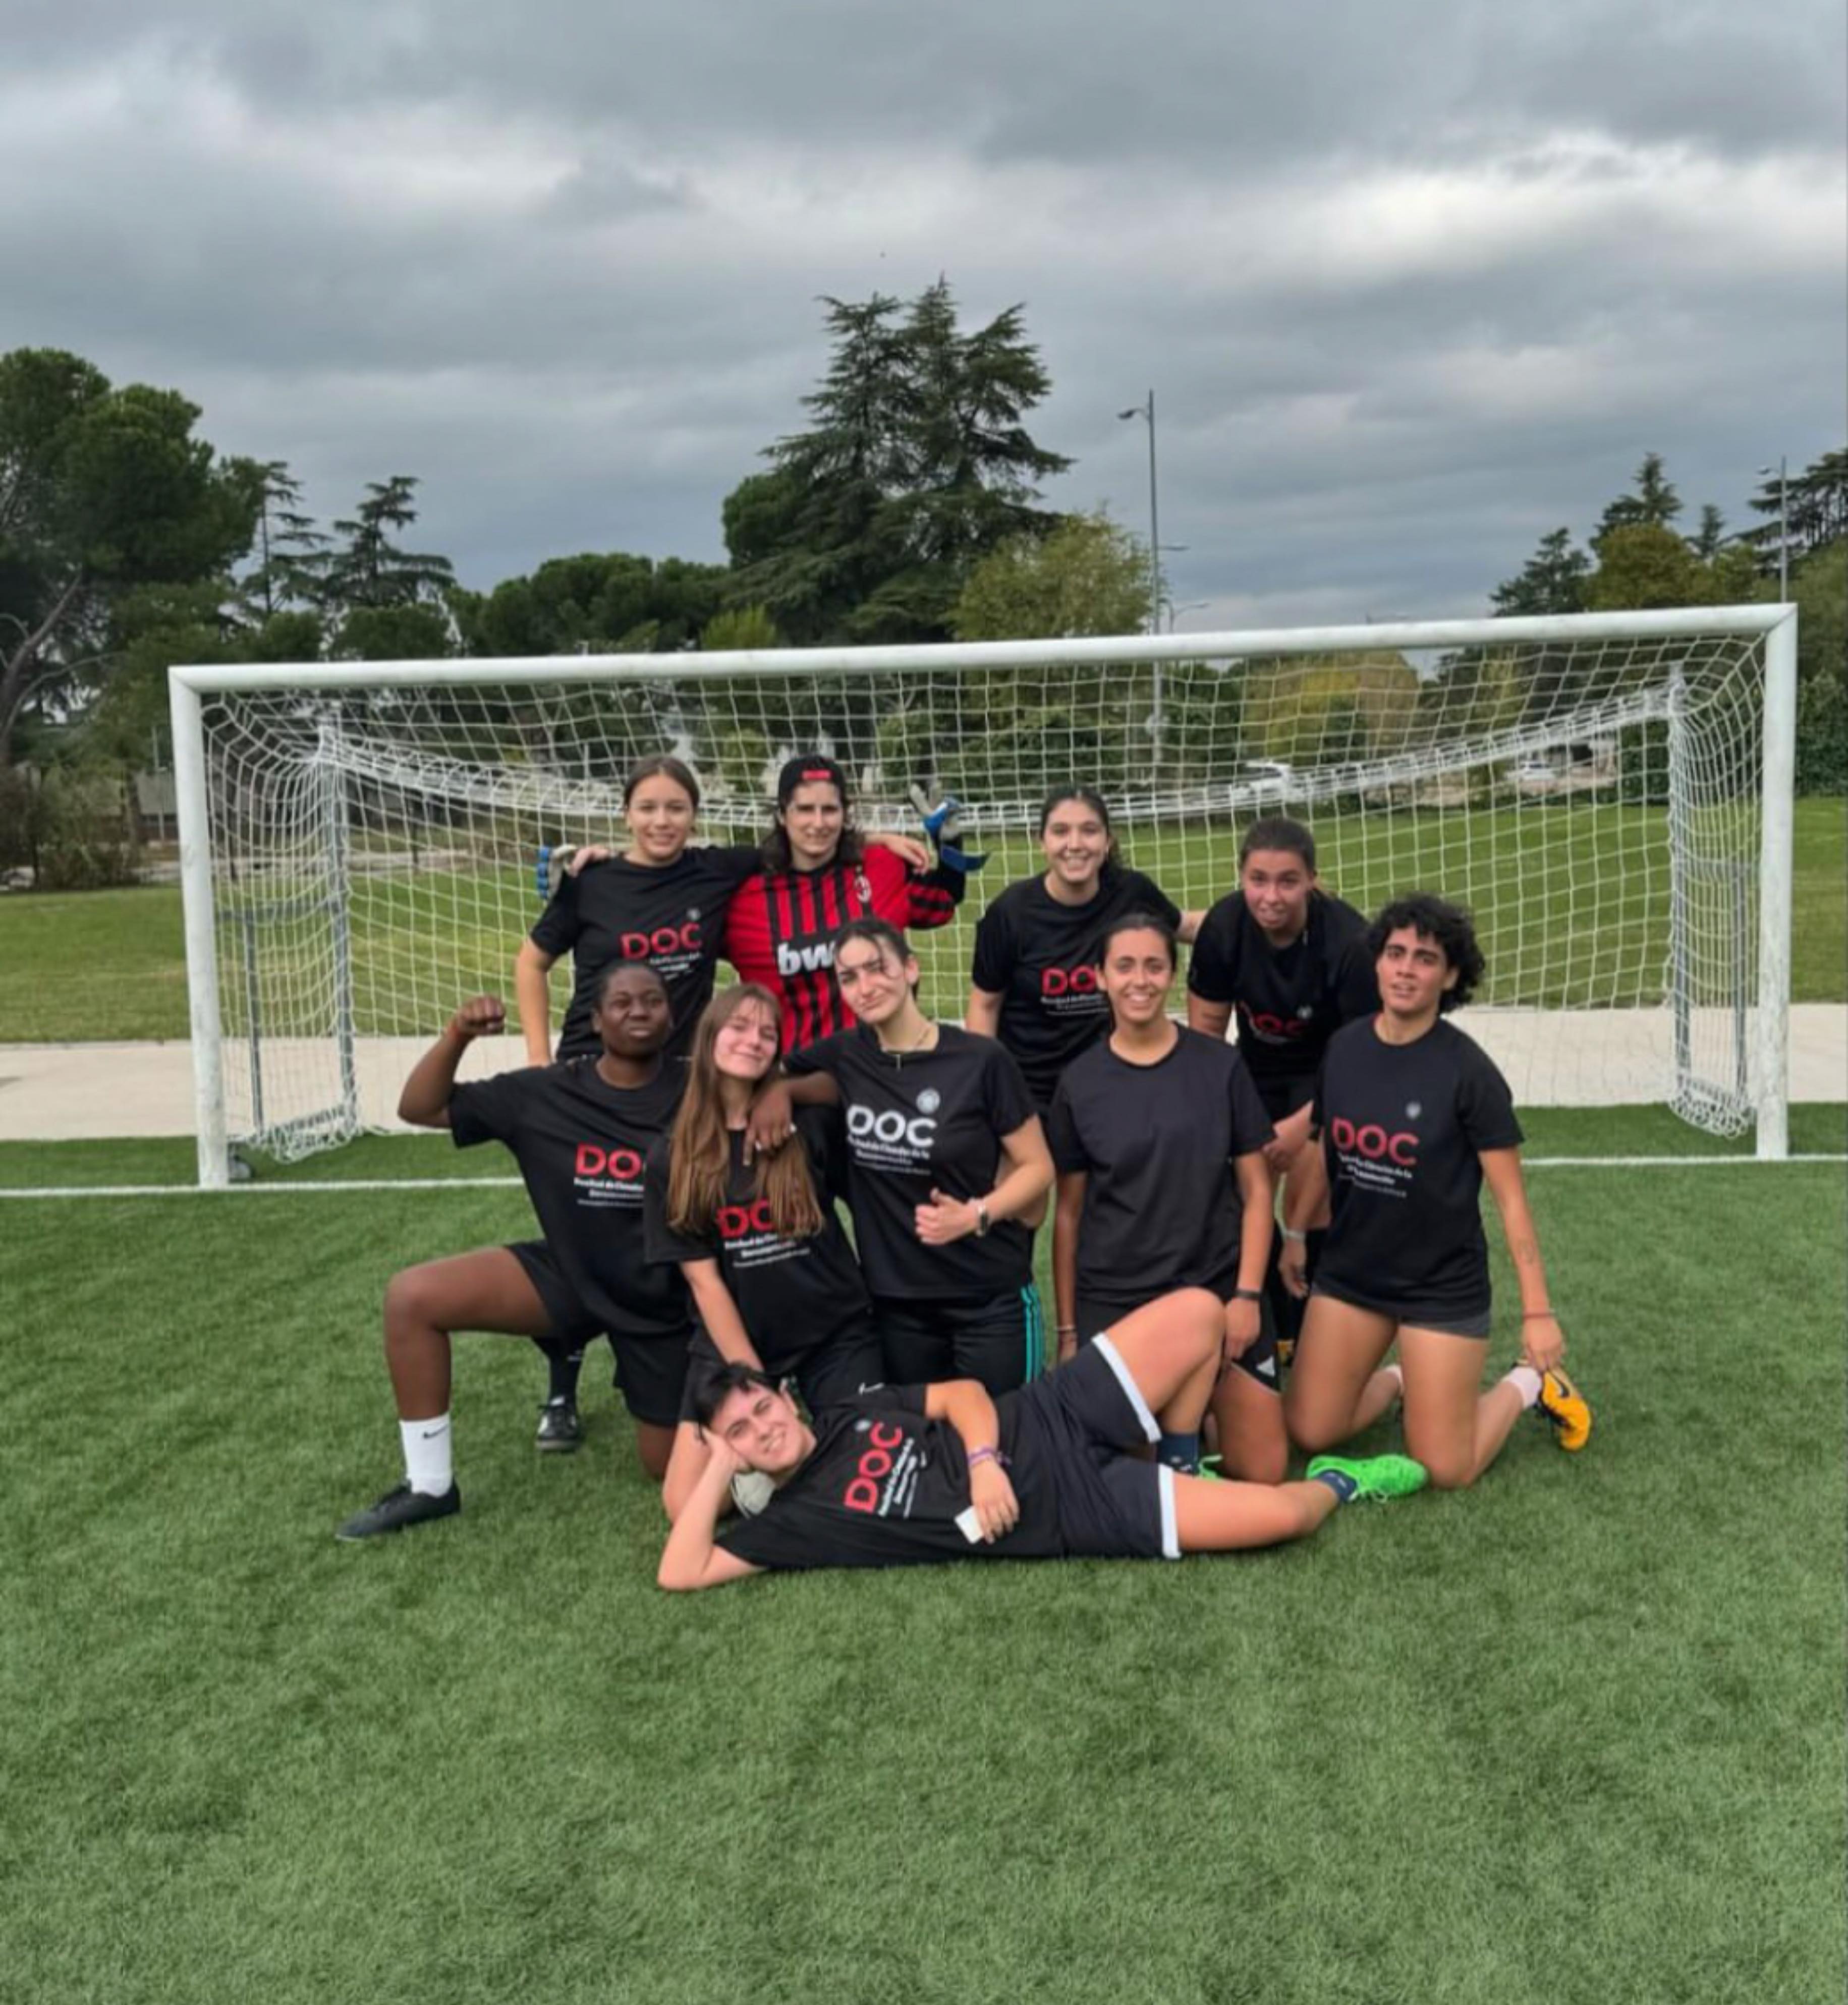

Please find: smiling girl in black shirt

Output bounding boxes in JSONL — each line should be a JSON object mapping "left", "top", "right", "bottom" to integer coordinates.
{"left": 1280, "top": 894, "right": 1592, "bottom": 1487}
{"left": 1048, "top": 913, "right": 1284, "bottom": 1480}
{"left": 967, "top": 786, "right": 1197, "bottom": 1110}
{"left": 645, "top": 983, "right": 885, "bottom": 1521}
{"left": 750, "top": 918, "right": 1055, "bottom": 1395}
{"left": 334, "top": 961, "right": 694, "bottom": 1541}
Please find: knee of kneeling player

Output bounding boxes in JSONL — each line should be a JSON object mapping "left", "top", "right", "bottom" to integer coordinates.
{"left": 1166, "top": 1286, "right": 1226, "bottom": 1344}
{"left": 382, "top": 1268, "right": 436, "bottom": 1333}
{"left": 1281, "top": 1397, "right": 1343, "bottom": 1456}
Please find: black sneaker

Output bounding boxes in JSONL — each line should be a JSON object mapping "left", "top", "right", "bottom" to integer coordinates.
{"left": 335, "top": 1480, "right": 461, "bottom": 1541}
{"left": 535, "top": 1398, "right": 583, "bottom": 1453}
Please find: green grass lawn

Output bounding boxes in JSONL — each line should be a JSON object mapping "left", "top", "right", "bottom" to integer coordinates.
{"left": 2, "top": 1124, "right": 1843, "bottom": 2004}
{"left": 2, "top": 799, "right": 1841, "bottom": 1042}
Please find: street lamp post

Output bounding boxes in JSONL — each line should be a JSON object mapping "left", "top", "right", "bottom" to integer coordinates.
{"left": 1117, "top": 390, "right": 1162, "bottom": 636}
{"left": 1119, "top": 390, "right": 1166, "bottom": 775}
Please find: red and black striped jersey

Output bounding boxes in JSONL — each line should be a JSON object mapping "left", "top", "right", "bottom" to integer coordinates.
{"left": 724, "top": 846, "right": 963, "bottom": 1050}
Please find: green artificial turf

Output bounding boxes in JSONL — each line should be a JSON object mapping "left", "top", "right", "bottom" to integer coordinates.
{"left": 1, "top": 799, "right": 1840, "bottom": 1042}
{"left": 2, "top": 1145, "right": 1842, "bottom": 2004}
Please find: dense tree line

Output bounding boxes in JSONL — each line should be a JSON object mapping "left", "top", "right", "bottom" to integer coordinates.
{"left": 3, "top": 292, "right": 1843, "bottom": 883}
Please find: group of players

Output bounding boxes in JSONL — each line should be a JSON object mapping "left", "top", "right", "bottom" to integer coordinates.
{"left": 335, "top": 752, "right": 1593, "bottom": 1589}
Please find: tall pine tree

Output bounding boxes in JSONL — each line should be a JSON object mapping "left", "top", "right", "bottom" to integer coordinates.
{"left": 723, "top": 281, "right": 1070, "bottom": 647}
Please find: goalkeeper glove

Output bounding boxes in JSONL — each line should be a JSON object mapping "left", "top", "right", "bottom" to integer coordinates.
{"left": 908, "top": 783, "right": 987, "bottom": 876}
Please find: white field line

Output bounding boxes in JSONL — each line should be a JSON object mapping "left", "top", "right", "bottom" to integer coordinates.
{"left": 2, "top": 1157, "right": 1844, "bottom": 1200}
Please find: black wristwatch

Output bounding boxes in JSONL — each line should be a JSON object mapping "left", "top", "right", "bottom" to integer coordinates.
{"left": 974, "top": 1201, "right": 992, "bottom": 1237}
{"left": 1233, "top": 1287, "right": 1263, "bottom": 1303}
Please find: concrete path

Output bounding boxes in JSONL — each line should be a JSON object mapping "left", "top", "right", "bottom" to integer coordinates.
{"left": 1, "top": 1008, "right": 1842, "bottom": 1142}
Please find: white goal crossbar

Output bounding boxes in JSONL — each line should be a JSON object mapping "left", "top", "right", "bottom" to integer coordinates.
{"left": 170, "top": 606, "right": 1798, "bottom": 1187}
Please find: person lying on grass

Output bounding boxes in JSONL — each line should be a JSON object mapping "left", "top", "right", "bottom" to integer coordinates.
{"left": 655, "top": 1286, "right": 1427, "bottom": 1591}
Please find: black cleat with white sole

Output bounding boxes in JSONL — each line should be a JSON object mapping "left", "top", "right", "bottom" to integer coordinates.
{"left": 535, "top": 1398, "right": 583, "bottom": 1453}
{"left": 336, "top": 1480, "right": 461, "bottom": 1541}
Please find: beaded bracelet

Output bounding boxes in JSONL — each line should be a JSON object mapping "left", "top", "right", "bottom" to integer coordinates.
{"left": 967, "top": 1446, "right": 1009, "bottom": 1470}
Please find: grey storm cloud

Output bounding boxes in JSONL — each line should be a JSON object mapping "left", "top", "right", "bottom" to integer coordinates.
{"left": 1, "top": 0, "right": 1841, "bottom": 620}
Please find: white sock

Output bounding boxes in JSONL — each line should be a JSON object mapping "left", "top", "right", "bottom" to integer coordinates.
{"left": 1378, "top": 1362, "right": 1405, "bottom": 1402}
{"left": 400, "top": 1413, "right": 454, "bottom": 1496}
{"left": 1504, "top": 1366, "right": 1543, "bottom": 1410}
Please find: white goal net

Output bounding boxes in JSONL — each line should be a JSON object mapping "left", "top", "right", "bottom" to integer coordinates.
{"left": 170, "top": 609, "right": 1797, "bottom": 1182}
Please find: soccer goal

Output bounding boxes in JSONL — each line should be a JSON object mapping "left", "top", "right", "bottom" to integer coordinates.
{"left": 169, "top": 606, "right": 1797, "bottom": 1185}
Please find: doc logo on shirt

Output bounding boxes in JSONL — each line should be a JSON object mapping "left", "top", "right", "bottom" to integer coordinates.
{"left": 846, "top": 1094, "right": 940, "bottom": 1167}
{"left": 572, "top": 1140, "right": 646, "bottom": 1207}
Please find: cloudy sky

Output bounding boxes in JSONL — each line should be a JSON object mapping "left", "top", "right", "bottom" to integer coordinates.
{"left": 5, "top": 0, "right": 1842, "bottom": 628}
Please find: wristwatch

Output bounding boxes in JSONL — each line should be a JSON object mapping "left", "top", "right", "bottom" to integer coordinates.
{"left": 974, "top": 1201, "right": 992, "bottom": 1237}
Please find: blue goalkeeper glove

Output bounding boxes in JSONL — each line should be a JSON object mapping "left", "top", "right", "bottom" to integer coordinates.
{"left": 908, "top": 783, "right": 987, "bottom": 876}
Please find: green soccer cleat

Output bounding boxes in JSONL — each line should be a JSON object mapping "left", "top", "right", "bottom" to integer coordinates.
{"left": 1306, "top": 1453, "right": 1429, "bottom": 1503}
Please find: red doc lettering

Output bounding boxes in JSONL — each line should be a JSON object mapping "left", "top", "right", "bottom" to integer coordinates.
{"left": 867, "top": 1422, "right": 904, "bottom": 1450}
{"left": 717, "top": 1206, "right": 751, "bottom": 1238}
{"left": 1330, "top": 1117, "right": 1356, "bottom": 1152}
{"left": 606, "top": 1148, "right": 643, "bottom": 1180}
{"left": 749, "top": 1198, "right": 776, "bottom": 1232}
{"left": 1041, "top": 968, "right": 1068, "bottom": 997}
{"left": 575, "top": 1144, "right": 606, "bottom": 1176}
{"left": 619, "top": 933, "right": 651, "bottom": 958}
{"left": 843, "top": 1478, "right": 880, "bottom": 1513}
{"left": 858, "top": 1449, "right": 893, "bottom": 1480}
{"left": 1387, "top": 1132, "right": 1419, "bottom": 1166}
{"left": 1357, "top": 1125, "right": 1388, "bottom": 1158}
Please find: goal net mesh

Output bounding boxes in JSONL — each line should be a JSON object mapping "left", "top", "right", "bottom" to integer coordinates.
{"left": 192, "top": 625, "right": 1770, "bottom": 1160}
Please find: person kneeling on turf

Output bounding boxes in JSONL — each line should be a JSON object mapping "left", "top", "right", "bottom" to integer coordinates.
{"left": 337, "top": 962, "right": 694, "bottom": 1541}
{"left": 656, "top": 1288, "right": 1426, "bottom": 1591}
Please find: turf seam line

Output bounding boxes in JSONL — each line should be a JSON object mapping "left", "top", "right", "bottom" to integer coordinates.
{"left": 2, "top": 1156, "right": 1844, "bottom": 1197}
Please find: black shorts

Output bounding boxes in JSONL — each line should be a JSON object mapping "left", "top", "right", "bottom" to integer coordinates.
{"left": 678, "top": 1320, "right": 888, "bottom": 1425}
{"left": 507, "top": 1240, "right": 694, "bottom": 1427}
{"left": 1007, "top": 1339, "right": 1178, "bottom": 1562}
{"left": 874, "top": 1285, "right": 1048, "bottom": 1396}
{"left": 1310, "top": 1278, "right": 1492, "bottom": 1341}
{"left": 1253, "top": 1072, "right": 1317, "bottom": 1123}
{"left": 1076, "top": 1288, "right": 1281, "bottom": 1393}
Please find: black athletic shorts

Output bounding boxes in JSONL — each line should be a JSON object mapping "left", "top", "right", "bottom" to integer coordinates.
{"left": 1076, "top": 1288, "right": 1281, "bottom": 1393}
{"left": 1255, "top": 1072, "right": 1317, "bottom": 1124}
{"left": 507, "top": 1239, "right": 694, "bottom": 1427}
{"left": 678, "top": 1319, "right": 888, "bottom": 1425}
{"left": 1009, "top": 1338, "right": 1177, "bottom": 1561}
{"left": 1309, "top": 1278, "right": 1492, "bottom": 1341}
{"left": 874, "top": 1285, "right": 1048, "bottom": 1396}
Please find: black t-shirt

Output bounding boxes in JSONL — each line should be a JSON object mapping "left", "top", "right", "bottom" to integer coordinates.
{"left": 717, "top": 1384, "right": 1061, "bottom": 1571}
{"left": 1048, "top": 1029, "right": 1274, "bottom": 1310}
{"left": 1312, "top": 1017, "right": 1524, "bottom": 1317}
{"left": 1186, "top": 889, "right": 1379, "bottom": 1106}
{"left": 529, "top": 846, "right": 761, "bottom": 1063}
{"left": 787, "top": 1025, "right": 1038, "bottom": 1301}
{"left": 449, "top": 1058, "right": 691, "bottom": 1337}
{"left": 970, "top": 869, "right": 1184, "bottom": 1107}
{"left": 642, "top": 1108, "right": 872, "bottom": 1370}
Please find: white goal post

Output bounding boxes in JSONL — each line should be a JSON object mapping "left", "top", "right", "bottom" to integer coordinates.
{"left": 169, "top": 606, "right": 1798, "bottom": 1187}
